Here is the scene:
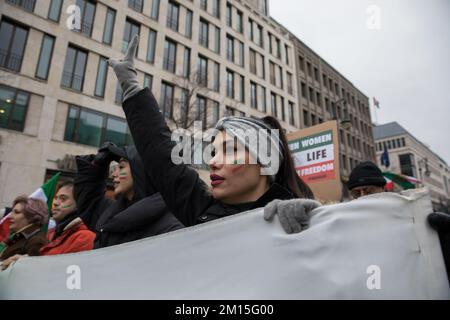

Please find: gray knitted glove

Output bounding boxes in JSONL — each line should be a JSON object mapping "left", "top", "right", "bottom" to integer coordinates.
{"left": 108, "top": 34, "right": 142, "bottom": 103}
{"left": 264, "top": 199, "right": 322, "bottom": 234}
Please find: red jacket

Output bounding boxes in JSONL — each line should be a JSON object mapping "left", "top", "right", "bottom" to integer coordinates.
{"left": 40, "top": 218, "right": 95, "bottom": 256}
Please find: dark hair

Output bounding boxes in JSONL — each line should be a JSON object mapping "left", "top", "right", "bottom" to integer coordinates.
{"left": 59, "top": 180, "right": 75, "bottom": 190}
{"left": 261, "top": 116, "right": 315, "bottom": 199}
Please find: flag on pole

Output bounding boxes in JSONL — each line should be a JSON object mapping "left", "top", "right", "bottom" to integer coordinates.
{"left": 0, "top": 173, "right": 61, "bottom": 243}
{"left": 373, "top": 98, "right": 380, "bottom": 109}
{"left": 29, "top": 173, "right": 61, "bottom": 233}
{"left": 380, "top": 145, "right": 390, "bottom": 168}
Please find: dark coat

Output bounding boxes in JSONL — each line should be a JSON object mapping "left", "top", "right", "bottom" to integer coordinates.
{"left": 122, "top": 88, "right": 296, "bottom": 227}
{"left": 74, "top": 146, "right": 184, "bottom": 249}
{"left": 0, "top": 225, "right": 48, "bottom": 260}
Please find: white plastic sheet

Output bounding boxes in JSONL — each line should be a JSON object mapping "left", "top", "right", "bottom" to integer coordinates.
{"left": 0, "top": 188, "right": 448, "bottom": 299}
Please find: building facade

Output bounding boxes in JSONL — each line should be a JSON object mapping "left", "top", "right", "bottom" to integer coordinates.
{"left": 0, "top": 0, "right": 373, "bottom": 207}
{"left": 374, "top": 122, "right": 450, "bottom": 212}
{"left": 288, "top": 32, "right": 376, "bottom": 184}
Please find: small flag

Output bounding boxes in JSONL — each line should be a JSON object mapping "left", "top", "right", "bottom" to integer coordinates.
{"left": 384, "top": 177, "right": 394, "bottom": 191}
{"left": 29, "top": 173, "right": 61, "bottom": 233}
{"left": 380, "top": 145, "right": 390, "bottom": 168}
{"left": 0, "top": 208, "right": 12, "bottom": 243}
{"left": 373, "top": 98, "right": 380, "bottom": 109}
{"left": 383, "top": 172, "right": 416, "bottom": 190}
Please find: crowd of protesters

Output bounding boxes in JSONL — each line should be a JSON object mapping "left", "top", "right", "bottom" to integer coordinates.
{"left": 0, "top": 35, "right": 448, "bottom": 281}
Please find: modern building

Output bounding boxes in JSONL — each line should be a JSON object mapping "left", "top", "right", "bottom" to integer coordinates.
{"left": 288, "top": 30, "right": 376, "bottom": 182}
{"left": 374, "top": 122, "right": 450, "bottom": 212}
{"left": 0, "top": 0, "right": 373, "bottom": 207}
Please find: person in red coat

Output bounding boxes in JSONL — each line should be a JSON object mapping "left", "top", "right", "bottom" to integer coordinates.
{"left": 40, "top": 181, "right": 95, "bottom": 256}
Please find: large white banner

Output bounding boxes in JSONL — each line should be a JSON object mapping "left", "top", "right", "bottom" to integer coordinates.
{"left": 0, "top": 189, "right": 448, "bottom": 299}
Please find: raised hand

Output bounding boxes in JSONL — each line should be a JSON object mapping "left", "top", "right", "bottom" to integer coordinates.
{"left": 108, "top": 34, "right": 142, "bottom": 103}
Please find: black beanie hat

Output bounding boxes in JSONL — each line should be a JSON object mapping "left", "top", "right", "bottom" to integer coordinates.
{"left": 348, "top": 161, "right": 387, "bottom": 190}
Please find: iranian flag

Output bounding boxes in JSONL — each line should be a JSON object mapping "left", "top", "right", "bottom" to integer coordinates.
{"left": 0, "top": 173, "right": 60, "bottom": 242}
{"left": 384, "top": 177, "right": 394, "bottom": 191}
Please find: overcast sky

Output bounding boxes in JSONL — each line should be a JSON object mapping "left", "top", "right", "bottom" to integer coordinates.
{"left": 270, "top": 0, "right": 450, "bottom": 164}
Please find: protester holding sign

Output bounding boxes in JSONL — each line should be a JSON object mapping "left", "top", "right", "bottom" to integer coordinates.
{"left": 107, "top": 35, "right": 316, "bottom": 232}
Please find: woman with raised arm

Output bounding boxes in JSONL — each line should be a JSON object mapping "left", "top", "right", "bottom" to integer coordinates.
{"left": 108, "top": 35, "right": 319, "bottom": 233}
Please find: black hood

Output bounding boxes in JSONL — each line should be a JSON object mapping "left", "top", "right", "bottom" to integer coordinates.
{"left": 110, "top": 145, "right": 157, "bottom": 201}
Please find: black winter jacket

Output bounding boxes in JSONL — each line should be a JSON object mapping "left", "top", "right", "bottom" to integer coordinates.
{"left": 74, "top": 146, "right": 184, "bottom": 249}
{"left": 122, "top": 88, "right": 296, "bottom": 227}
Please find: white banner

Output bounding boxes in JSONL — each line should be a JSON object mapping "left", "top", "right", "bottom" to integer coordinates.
{"left": 0, "top": 189, "right": 448, "bottom": 300}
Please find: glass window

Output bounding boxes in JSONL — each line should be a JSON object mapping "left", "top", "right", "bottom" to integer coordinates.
{"left": 105, "top": 117, "right": 129, "bottom": 146}
{"left": 250, "top": 82, "right": 257, "bottom": 109}
{"left": 48, "top": 0, "right": 63, "bottom": 22}
{"left": 261, "top": 87, "right": 266, "bottom": 113}
{"left": 249, "top": 49, "right": 256, "bottom": 75}
{"left": 103, "top": 8, "right": 116, "bottom": 45}
{"left": 0, "top": 85, "right": 29, "bottom": 132}
{"left": 289, "top": 102, "right": 295, "bottom": 126}
{"left": 399, "top": 154, "right": 416, "bottom": 177}
{"left": 163, "top": 39, "right": 177, "bottom": 73}
{"left": 212, "top": 0, "right": 220, "bottom": 18}
{"left": 36, "top": 34, "right": 55, "bottom": 80}
{"left": 214, "top": 27, "right": 221, "bottom": 53}
{"left": 61, "top": 46, "right": 87, "bottom": 91}
{"left": 6, "top": 0, "right": 35, "bottom": 12}
{"left": 199, "top": 20, "right": 209, "bottom": 48}
{"left": 185, "top": 10, "right": 193, "bottom": 38}
{"left": 166, "top": 1, "right": 179, "bottom": 32}
{"left": 160, "top": 82, "right": 174, "bottom": 118}
{"left": 144, "top": 73, "right": 153, "bottom": 90}
{"left": 200, "top": 0, "right": 208, "bottom": 11}
{"left": 196, "top": 96, "right": 207, "bottom": 128}
{"left": 115, "top": 81, "right": 123, "bottom": 104}
{"left": 128, "top": 0, "right": 143, "bottom": 12}
{"left": 211, "top": 100, "right": 219, "bottom": 125}
{"left": 75, "top": 0, "right": 96, "bottom": 37}
{"left": 226, "top": 3, "right": 232, "bottom": 27}
{"left": 237, "top": 11, "right": 243, "bottom": 33}
{"left": 64, "top": 105, "right": 131, "bottom": 147}
{"left": 77, "top": 108, "right": 104, "bottom": 147}
{"left": 238, "top": 41, "right": 244, "bottom": 67}
{"left": 213, "top": 62, "right": 220, "bottom": 92}
{"left": 146, "top": 29, "right": 157, "bottom": 63}
{"left": 226, "top": 35, "right": 234, "bottom": 62}
{"left": 226, "top": 70, "right": 234, "bottom": 98}
{"left": 94, "top": 57, "right": 108, "bottom": 97}
{"left": 239, "top": 75, "right": 245, "bottom": 103}
{"left": 183, "top": 47, "right": 191, "bottom": 78}
{"left": 0, "top": 20, "right": 28, "bottom": 72}
{"left": 271, "top": 93, "right": 277, "bottom": 117}
{"left": 197, "top": 56, "right": 208, "bottom": 87}
{"left": 123, "top": 19, "right": 140, "bottom": 53}
{"left": 150, "top": 0, "right": 160, "bottom": 20}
